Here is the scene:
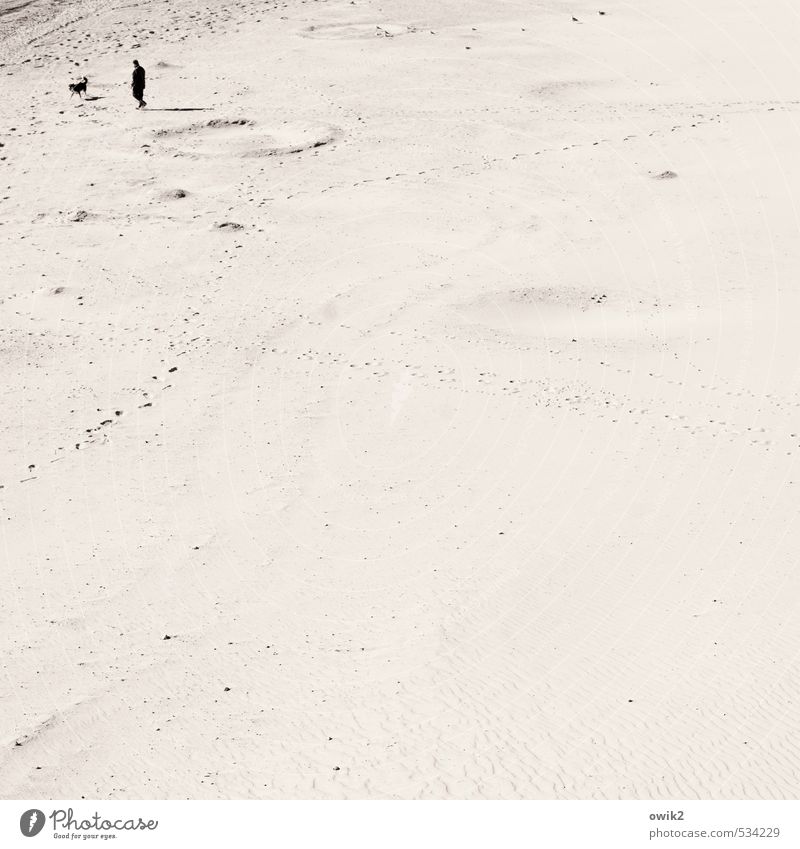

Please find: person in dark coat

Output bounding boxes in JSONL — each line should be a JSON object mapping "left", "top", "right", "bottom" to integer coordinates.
{"left": 131, "top": 60, "right": 146, "bottom": 108}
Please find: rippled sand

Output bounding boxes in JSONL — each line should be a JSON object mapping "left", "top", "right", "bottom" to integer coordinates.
{"left": 1, "top": 0, "right": 799, "bottom": 799}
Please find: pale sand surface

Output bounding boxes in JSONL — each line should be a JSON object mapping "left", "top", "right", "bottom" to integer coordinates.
{"left": 1, "top": 0, "right": 800, "bottom": 798}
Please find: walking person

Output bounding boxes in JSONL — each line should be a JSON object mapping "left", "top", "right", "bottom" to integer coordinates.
{"left": 131, "top": 59, "right": 146, "bottom": 108}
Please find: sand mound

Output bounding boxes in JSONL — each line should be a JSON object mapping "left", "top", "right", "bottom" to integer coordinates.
{"left": 530, "top": 79, "right": 598, "bottom": 98}
{"left": 159, "top": 188, "right": 188, "bottom": 200}
{"left": 455, "top": 287, "right": 629, "bottom": 339}
{"left": 240, "top": 124, "right": 339, "bottom": 157}
{"left": 456, "top": 287, "right": 702, "bottom": 341}
{"left": 153, "top": 118, "right": 337, "bottom": 158}
{"left": 205, "top": 118, "right": 252, "bottom": 129}
{"left": 154, "top": 118, "right": 252, "bottom": 138}
{"left": 300, "top": 22, "right": 412, "bottom": 39}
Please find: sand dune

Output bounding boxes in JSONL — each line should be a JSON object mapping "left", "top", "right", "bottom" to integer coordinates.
{"left": 1, "top": 0, "right": 800, "bottom": 799}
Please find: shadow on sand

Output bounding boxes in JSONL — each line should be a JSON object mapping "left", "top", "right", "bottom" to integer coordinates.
{"left": 146, "top": 107, "right": 212, "bottom": 112}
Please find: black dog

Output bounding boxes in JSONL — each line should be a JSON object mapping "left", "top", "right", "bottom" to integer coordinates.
{"left": 69, "top": 76, "right": 88, "bottom": 98}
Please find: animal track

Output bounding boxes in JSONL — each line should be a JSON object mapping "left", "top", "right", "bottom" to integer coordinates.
{"left": 276, "top": 115, "right": 717, "bottom": 202}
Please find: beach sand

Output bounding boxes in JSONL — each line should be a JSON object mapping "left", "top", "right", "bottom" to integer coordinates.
{"left": 1, "top": 0, "right": 799, "bottom": 798}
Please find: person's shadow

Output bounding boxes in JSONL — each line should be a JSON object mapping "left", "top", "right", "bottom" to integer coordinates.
{"left": 146, "top": 107, "right": 212, "bottom": 112}
{"left": 84, "top": 95, "right": 105, "bottom": 101}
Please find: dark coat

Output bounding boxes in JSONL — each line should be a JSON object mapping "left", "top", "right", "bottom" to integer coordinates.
{"left": 132, "top": 66, "right": 145, "bottom": 96}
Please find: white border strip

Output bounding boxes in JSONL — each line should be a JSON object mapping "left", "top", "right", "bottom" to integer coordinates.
{"left": 1, "top": 800, "right": 797, "bottom": 848}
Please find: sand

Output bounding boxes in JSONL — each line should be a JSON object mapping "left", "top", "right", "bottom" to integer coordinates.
{"left": 1, "top": 0, "right": 799, "bottom": 799}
